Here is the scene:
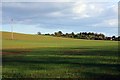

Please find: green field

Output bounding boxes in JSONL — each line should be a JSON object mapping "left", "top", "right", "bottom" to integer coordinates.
{"left": 1, "top": 31, "right": 120, "bottom": 79}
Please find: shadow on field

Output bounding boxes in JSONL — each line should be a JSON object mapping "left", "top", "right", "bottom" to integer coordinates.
{"left": 59, "top": 47, "right": 118, "bottom": 56}
{"left": 2, "top": 47, "right": 120, "bottom": 79}
{"left": 80, "top": 72, "right": 120, "bottom": 80}
{"left": 3, "top": 58, "right": 120, "bottom": 68}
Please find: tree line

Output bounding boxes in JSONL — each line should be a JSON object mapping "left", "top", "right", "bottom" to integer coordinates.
{"left": 37, "top": 31, "right": 120, "bottom": 41}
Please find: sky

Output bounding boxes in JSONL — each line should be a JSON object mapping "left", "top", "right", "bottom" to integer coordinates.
{"left": 1, "top": 0, "right": 119, "bottom": 36}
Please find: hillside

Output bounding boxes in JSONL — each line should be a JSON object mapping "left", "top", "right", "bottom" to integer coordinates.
{"left": 1, "top": 31, "right": 118, "bottom": 49}
{"left": 2, "top": 31, "right": 119, "bottom": 78}
{"left": 2, "top": 31, "right": 75, "bottom": 41}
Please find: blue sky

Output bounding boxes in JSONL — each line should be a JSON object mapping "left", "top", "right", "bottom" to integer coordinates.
{"left": 1, "top": 0, "right": 119, "bottom": 36}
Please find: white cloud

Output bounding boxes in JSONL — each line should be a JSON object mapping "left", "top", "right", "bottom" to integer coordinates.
{"left": 104, "top": 19, "right": 118, "bottom": 26}
{"left": 73, "top": 3, "right": 87, "bottom": 14}
{"left": 108, "top": 4, "right": 118, "bottom": 14}
{"left": 113, "top": 5, "right": 118, "bottom": 14}
{"left": 72, "top": 2, "right": 104, "bottom": 18}
{"left": 2, "top": 2, "right": 118, "bottom": 36}
{"left": 92, "top": 19, "right": 118, "bottom": 28}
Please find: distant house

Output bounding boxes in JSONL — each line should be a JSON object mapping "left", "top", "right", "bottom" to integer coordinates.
{"left": 106, "top": 37, "right": 112, "bottom": 40}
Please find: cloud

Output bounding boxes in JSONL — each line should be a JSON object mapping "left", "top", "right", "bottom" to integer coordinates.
{"left": 2, "top": 2, "right": 118, "bottom": 36}
{"left": 0, "top": 3, "right": 2, "bottom": 24}
{"left": 72, "top": 2, "right": 105, "bottom": 18}
{"left": 104, "top": 19, "right": 118, "bottom": 27}
{"left": 2, "top": 2, "right": 73, "bottom": 24}
{"left": 2, "top": 0, "right": 120, "bottom": 2}
{"left": 92, "top": 18, "right": 118, "bottom": 28}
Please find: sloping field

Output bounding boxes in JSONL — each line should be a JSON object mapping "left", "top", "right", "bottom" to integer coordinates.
{"left": 2, "top": 31, "right": 118, "bottom": 49}
{"left": 1, "top": 31, "right": 120, "bottom": 79}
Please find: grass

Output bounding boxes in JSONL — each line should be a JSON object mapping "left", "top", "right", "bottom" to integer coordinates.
{"left": 1, "top": 31, "right": 120, "bottom": 79}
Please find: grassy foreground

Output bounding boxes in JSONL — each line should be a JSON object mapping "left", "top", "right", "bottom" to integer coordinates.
{"left": 1, "top": 32, "right": 120, "bottom": 79}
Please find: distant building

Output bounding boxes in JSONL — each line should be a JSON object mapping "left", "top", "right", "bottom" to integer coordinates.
{"left": 106, "top": 37, "right": 112, "bottom": 40}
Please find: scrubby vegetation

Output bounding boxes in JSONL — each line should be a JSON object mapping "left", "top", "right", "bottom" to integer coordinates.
{"left": 38, "top": 31, "right": 120, "bottom": 41}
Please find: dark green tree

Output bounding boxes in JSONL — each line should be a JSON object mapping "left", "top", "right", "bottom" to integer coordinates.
{"left": 37, "top": 32, "right": 41, "bottom": 35}
{"left": 112, "top": 36, "right": 116, "bottom": 40}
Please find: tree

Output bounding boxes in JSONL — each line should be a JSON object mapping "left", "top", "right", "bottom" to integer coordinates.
{"left": 45, "top": 33, "right": 50, "bottom": 36}
{"left": 71, "top": 32, "right": 75, "bottom": 38}
{"left": 58, "top": 31, "right": 63, "bottom": 36}
{"left": 54, "top": 31, "right": 63, "bottom": 37}
{"left": 118, "top": 36, "right": 120, "bottom": 41}
{"left": 37, "top": 32, "right": 41, "bottom": 35}
{"left": 36, "top": 31, "right": 117, "bottom": 41}
{"left": 112, "top": 36, "right": 116, "bottom": 40}
{"left": 54, "top": 32, "right": 57, "bottom": 36}
{"left": 65, "top": 33, "right": 69, "bottom": 37}
{"left": 106, "top": 37, "right": 112, "bottom": 40}
{"left": 74, "top": 34, "right": 78, "bottom": 39}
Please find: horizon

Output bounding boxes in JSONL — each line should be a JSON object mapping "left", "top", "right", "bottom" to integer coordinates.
{"left": 1, "top": 31, "right": 119, "bottom": 37}
{"left": 1, "top": 1, "right": 119, "bottom": 36}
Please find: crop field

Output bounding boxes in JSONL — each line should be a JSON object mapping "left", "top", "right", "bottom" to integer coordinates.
{"left": 1, "top": 32, "right": 120, "bottom": 79}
